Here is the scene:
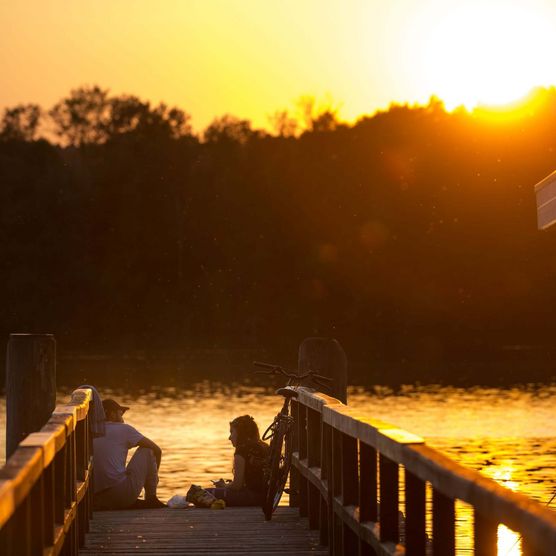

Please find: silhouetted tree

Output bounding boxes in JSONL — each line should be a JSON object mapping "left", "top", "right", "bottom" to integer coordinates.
{"left": 296, "top": 95, "right": 340, "bottom": 132}
{"left": 137, "top": 102, "right": 192, "bottom": 140}
{"left": 49, "top": 88, "right": 193, "bottom": 146}
{"left": 269, "top": 110, "right": 298, "bottom": 137}
{"left": 311, "top": 109, "right": 339, "bottom": 132}
{"left": 49, "top": 85, "right": 111, "bottom": 146}
{"left": 4, "top": 84, "right": 556, "bottom": 384}
{"left": 105, "top": 95, "right": 150, "bottom": 136}
{"left": 0, "top": 104, "right": 42, "bottom": 141}
{"left": 204, "top": 114, "right": 262, "bottom": 144}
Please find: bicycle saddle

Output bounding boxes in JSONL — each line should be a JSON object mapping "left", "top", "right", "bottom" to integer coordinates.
{"left": 275, "top": 387, "right": 299, "bottom": 399}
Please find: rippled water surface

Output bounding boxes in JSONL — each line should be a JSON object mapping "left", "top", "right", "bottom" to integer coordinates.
{"left": 1, "top": 382, "right": 555, "bottom": 555}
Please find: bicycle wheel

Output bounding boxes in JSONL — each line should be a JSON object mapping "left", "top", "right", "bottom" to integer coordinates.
{"left": 263, "top": 417, "right": 293, "bottom": 520}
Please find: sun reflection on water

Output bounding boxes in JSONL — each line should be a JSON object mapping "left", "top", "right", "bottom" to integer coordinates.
{"left": 456, "top": 463, "right": 524, "bottom": 554}
{"left": 490, "top": 465, "right": 518, "bottom": 490}
{"left": 498, "top": 524, "right": 521, "bottom": 556}
{"left": 489, "top": 466, "right": 521, "bottom": 556}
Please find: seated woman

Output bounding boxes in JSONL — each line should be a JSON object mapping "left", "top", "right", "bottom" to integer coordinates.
{"left": 209, "top": 414, "right": 270, "bottom": 506}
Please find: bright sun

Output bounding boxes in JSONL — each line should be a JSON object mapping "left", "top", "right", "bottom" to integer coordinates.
{"left": 420, "top": 2, "right": 556, "bottom": 109}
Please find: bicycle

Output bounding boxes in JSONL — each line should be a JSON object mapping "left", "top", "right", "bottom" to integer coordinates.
{"left": 253, "top": 361, "right": 332, "bottom": 521}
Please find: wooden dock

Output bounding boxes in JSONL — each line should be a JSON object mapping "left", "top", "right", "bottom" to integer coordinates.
{"left": 80, "top": 506, "right": 326, "bottom": 555}
{"left": 3, "top": 382, "right": 556, "bottom": 554}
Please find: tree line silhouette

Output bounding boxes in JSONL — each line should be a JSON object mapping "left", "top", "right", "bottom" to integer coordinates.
{"left": 2, "top": 86, "right": 556, "bottom": 384}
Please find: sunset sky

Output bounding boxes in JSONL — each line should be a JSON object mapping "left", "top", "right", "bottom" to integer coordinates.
{"left": 2, "top": 0, "right": 556, "bottom": 132}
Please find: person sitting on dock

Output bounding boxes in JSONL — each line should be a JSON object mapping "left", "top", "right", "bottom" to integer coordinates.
{"left": 93, "top": 398, "right": 166, "bottom": 510}
{"left": 198, "top": 414, "right": 270, "bottom": 506}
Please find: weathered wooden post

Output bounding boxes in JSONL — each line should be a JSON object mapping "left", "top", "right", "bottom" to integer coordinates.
{"left": 296, "top": 337, "right": 347, "bottom": 531}
{"left": 6, "top": 333, "right": 56, "bottom": 459}
{"left": 298, "top": 337, "right": 347, "bottom": 403}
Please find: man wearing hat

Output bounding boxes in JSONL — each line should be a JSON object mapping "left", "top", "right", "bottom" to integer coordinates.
{"left": 93, "top": 398, "right": 165, "bottom": 509}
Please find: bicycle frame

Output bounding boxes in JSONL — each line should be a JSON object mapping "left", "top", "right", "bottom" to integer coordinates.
{"left": 255, "top": 362, "right": 332, "bottom": 519}
{"left": 262, "top": 389, "right": 295, "bottom": 441}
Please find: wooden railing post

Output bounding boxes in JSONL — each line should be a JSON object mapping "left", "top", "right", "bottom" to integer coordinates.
{"left": 54, "top": 446, "right": 65, "bottom": 527}
{"left": 359, "top": 441, "right": 378, "bottom": 556}
{"left": 87, "top": 411, "right": 93, "bottom": 526}
{"left": 341, "top": 434, "right": 358, "bottom": 506}
{"left": 70, "top": 430, "right": 78, "bottom": 504}
{"left": 379, "top": 453, "right": 399, "bottom": 544}
{"left": 72, "top": 429, "right": 80, "bottom": 554}
{"left": 318, "top": 497, "right": 328, "bottom": 546}
{"left": 76, "top": 416, "right": 87, "bottom": 546}
{"left": 298, "top": 403, "right": 308, "bottom": 461}
{"left": 331, "top": 427, "right": 343, "bottom": 556}
{"left": 11, "top": 501, "right": 30, "bottom": 556}
{"left": 359, "top": 441, "right": 378, "bottom": 523}
{"left": 432, "top": 489, "right": 455, "bottom": 555}
{"left": 44, "top": 461, "right": 55, "bottom": 548}
{"left": 321, "top": 421, "right": 333, "bottom": 547}
{"left": 474, "top": 509, "right": 498, "bottom": 556}
{"left": 307, "top": 407, "right": 321, "bottom": 529}
{"left": 30, "top": 477, "right": 45, "bottom": 555}
{"left": 307, "top": 408, "right": 321, "bottom": 468}
{"left": 405, "top": 469, "right": 426, "bottom": 556}
{"left": 298, "top": 404, "right": 308, "bottom": 517}
{"left": 64, "top": 438, "right": 77, "bottom": 556}
{"left": 290, "top": 399, "right": 300, "bottom": 508}
{"left": 307, "top": 485, "right": 319, "bottom": 531}
{"left": 76, "top": 418, "right": 86, "bottom": 482}
{"left": 341, "top": 433, "right": 359, "bottom": 554}
{"left": 0, "top": 517, "right": 7, "bottom": 555}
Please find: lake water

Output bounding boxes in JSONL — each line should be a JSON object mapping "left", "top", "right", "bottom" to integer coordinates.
{"left": 1, "top": 382, "right": 555, "bottom": 555}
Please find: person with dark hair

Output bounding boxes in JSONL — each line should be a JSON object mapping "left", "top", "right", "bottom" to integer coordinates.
{"left": 189, "top": 415, "right": 270, "bottom": 507}
{"left": 93, "top": 398, "right": 166, "bottom": 510}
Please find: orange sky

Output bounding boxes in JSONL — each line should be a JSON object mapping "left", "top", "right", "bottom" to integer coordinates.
{"left": 2, "top": 0, "right": 556, "bottom": 132}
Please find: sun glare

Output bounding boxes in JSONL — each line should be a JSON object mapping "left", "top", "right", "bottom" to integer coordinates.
{"left": 489, "top": 465, "right": 521, "bottom": 555}
{"left": 420, "top": 2, "right": 556, "bottom": 110}
{"left": 498, "top": 524, "right": 521, "bottom": 556}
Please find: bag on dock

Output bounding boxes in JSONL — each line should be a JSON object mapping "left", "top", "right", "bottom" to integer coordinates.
{"left": 167, "top": 495, "right": 189, "bottom": 509}
{"left": 186, "top": 485, "right": 225, "bottom": 508}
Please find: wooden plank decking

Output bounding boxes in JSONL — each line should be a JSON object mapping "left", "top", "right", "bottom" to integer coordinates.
{"left": 81, "top": 506, "right": 327, "bottom": 555}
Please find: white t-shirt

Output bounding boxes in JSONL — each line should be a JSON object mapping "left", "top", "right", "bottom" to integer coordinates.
{"left": 93, "top": 422, "right": 144, "bottom": 492}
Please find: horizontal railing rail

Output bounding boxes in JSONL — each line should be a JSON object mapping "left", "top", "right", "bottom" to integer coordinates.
{"left": 0, "top": 388, "right": 93, "bottom": 556}
{"left": 290, "top": 388, "right": 556, "bottom": 555}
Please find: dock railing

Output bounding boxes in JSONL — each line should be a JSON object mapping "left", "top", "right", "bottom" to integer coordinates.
{"left": 291, "top": 388, "right": 556, "bottom": 556}
{"left": 0, "top": 387, "right": 93, "bottom": 556}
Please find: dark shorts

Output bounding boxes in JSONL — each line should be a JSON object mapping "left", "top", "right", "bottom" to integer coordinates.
{"left": 206, "top": 487, "right": 263, "bottom": 507}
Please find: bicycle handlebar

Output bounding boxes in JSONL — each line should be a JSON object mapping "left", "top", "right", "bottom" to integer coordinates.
{"left": 253, "top": 361, "right": 332, "bottom": 384}
{"left": 253, "top": 361, "right": 282, "bottom": 371}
